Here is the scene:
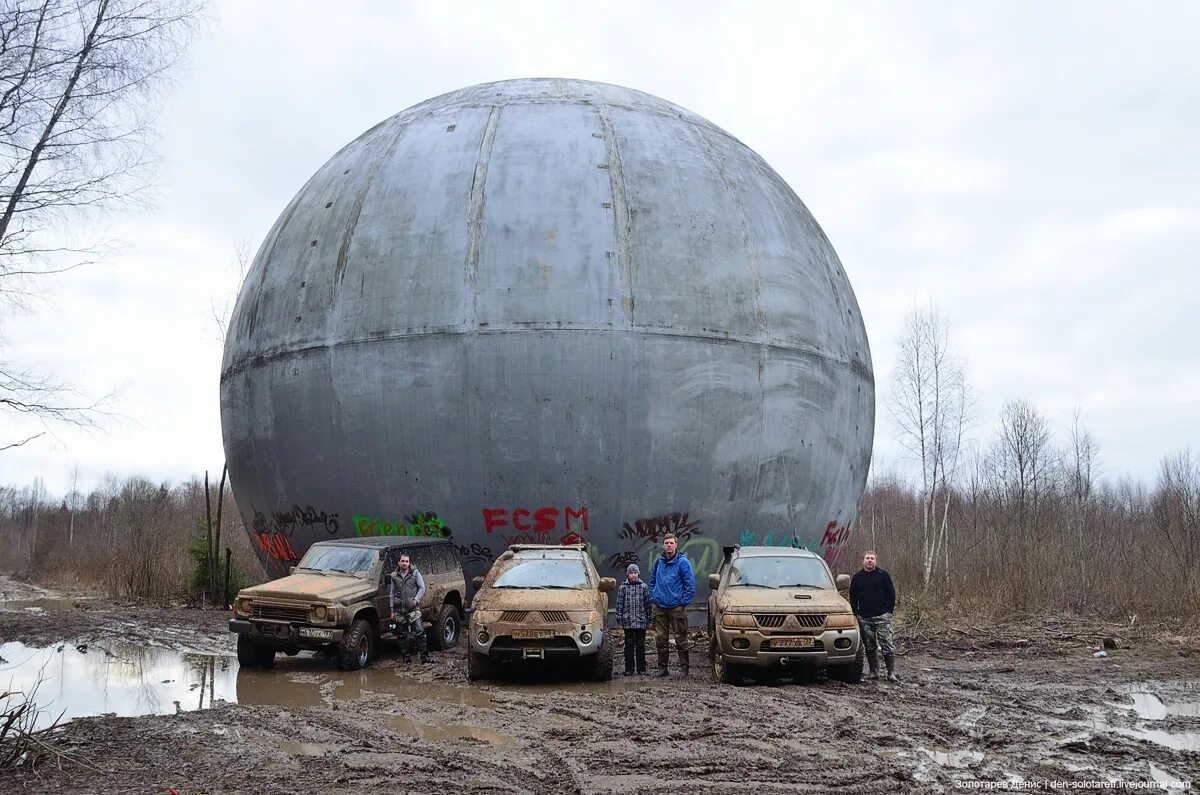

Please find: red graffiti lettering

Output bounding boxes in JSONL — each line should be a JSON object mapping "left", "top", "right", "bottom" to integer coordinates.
{"left": 512, "top": 508, "right": 531, "bottom": 532}
{"left": 255, "top": 531, "right": 297, "bottom": 562}
{"left": 483, "top": 506, "right": 586, "bottom": 534}
{"left": 564, "top": 506, "right": 589, "bottom": 532}
{"left": 482, "top": 508, "right": 509, "bottom": 534}
{"left": 534, "top": 507, "right": 559, "bottom": 532}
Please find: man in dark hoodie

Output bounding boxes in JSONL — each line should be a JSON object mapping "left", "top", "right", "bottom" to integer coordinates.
{"left": 648, "top": 533, "right": 695, "bottom": 677}
{"left": 849, "top": 550, "right": 898, "bottom": 682}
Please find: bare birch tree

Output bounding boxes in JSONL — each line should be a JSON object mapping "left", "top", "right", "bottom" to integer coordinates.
{"left": 0, "top": 0, "right": 202, "bottom": 441}
{"left": 888, "top": 303, "right": 971, "bottom": 589}
{"left": 1152, "top": 449, "right": 1200, "bottom": 600}
{"left": 1068, "top": 408, "right": 1099, "bottom": 589}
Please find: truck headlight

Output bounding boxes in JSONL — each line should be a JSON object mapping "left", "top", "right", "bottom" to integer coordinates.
{"left": 472, "top": 610, "right": 500, "bottom": 625}
{"left": 720, "top": 613, "right": 756, "bottom": 628}
{"left": 826, "top": 613, "right": 857, "bottom": 629}
{"left": 237, "top": 598, "right": 254, "bottom": 616}
{"left": 312, "top": 605, "right": 327, "bottom": 621}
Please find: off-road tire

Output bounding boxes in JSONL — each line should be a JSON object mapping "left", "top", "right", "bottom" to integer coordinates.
{"left": 590, "top": 633, "right": 614, "bottom": 681}
{"left": 710, "top": 638, "right": 744, "bottom": 685}
{"left": 467, "top": 650, "right": 493, "bottom": 681}
{"left": 427, "top": 604, "right": 461, "bottom": 651}
{"left": 830, "top": 639, "right": 865, "bottom": 684}
{"left": 237, "top": 635, "right": 275, "bottom": 669}
{"left": 338, "top": 618, "right": 374, "bottom": 670}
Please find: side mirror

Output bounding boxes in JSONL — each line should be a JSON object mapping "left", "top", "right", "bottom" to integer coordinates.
{"left": 471, "top": 576, "right": 484, "bottom": 590}
{"left": 598, "top": 577, "right": 616, "bottom": 592}
{"left": 288, "top": 566, "right": 297, "bottom": 575}
{"left": 835, "top": 574, "right": 850, "bottom": 591}
{"left": 708, "top": 573, "right": 720, "bottom": 590}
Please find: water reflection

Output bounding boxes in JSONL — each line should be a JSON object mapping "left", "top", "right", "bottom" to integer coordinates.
{"left": 1, "top": 642, "right": 502, "bottom": 728}
{"left": 0, "top": 641, "right": 236, "bottom": 731}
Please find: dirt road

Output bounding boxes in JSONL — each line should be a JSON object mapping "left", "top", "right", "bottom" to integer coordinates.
{"left": 1, "top": 578, "right": 1196, "bottom": 794}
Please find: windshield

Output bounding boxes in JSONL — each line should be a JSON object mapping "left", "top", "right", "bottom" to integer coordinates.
{"left": 297, "top": 545, "right": 377, "bottom": 575}
{"left": 727, "top": 556, "right": 832, "bottom": 589}
{"left": 492, "top": 559, "right": 589, "bottom": 589}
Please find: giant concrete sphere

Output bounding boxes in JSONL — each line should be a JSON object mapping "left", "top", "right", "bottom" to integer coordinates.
{"left": 221, "top": 78, "right": 874, "bottom": 591}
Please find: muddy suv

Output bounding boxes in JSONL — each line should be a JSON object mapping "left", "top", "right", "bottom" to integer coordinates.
{"left": 467, "top": 544, "right": 616, "bottom": 681}
{"left": 230, "top": 537, "right": 466, "bottom": 670}
{"left": 708, "top": 546, "right": 863, "bottom": 685}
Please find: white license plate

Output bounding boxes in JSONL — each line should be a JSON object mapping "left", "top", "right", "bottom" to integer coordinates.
{"left": 772, "top": 637, "right": 815, "bottom": 648}
{"left": 299, "top": 627, "right": 334, "bottom": 640}
{"left": 513, "top": 629, "right": 554, "bottom": 640}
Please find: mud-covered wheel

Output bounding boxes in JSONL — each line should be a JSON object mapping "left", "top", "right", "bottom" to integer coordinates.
{"left": 830, "top": 639, "right": 865, "bottom": 684}
{"left": 338, "top": 618, "right": 374, "bottom": 670}
{"left": 590, "top": 633, "right": 614, "bottom": 681}
{"left": 711, "top": 639, "right": 744, "bottom": 685}
{"left": 427, "top": 604, "right": 460, "bottom": 651}
{"left": 237, "top": 634, "right": 275, "bottom": 669}
{"left": 467, "top": 650, "right": 493, "bottom": 682}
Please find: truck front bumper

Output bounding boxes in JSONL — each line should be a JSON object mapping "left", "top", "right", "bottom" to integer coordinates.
{"left": 469, "top": 624, "right": 605, "bottom": 661}
{"left": 229, "top": 618, "right": 344, "bottom": 648}
{"left": 714, "top": 627, "right": 860, "bottom": 668}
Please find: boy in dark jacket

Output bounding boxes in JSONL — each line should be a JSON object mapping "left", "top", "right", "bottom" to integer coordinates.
{"left": 615, "top": 563, "right": 652, "bottom": 675}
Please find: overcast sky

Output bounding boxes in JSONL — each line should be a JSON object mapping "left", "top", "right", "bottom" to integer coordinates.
{"left": 3, "top": 0, "right": 1197, "bottom": 496}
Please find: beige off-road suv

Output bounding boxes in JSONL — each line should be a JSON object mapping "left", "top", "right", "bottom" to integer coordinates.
{"left": 467, "top": 544, "right": 616, "bottom": 681}
{"left": 708, "top": 545, "right": 863, "bottom": 685}
{"left": 230, "top": 537, "right": 466, "bottom": 670}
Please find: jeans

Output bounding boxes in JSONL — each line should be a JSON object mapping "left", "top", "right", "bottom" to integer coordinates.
{"left": 623, "top": 628, "right": 646, "bottom": 673}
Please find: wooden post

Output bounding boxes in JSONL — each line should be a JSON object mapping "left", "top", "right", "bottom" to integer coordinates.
{"left": 214, "top": 464, "right": 228, "bottom": 602}
{"left": 204, "top": 470, "right": 213, "bottom": 600}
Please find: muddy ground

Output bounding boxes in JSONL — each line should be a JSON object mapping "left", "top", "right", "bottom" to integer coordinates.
{"left": 1, "top": 576, "right": 1197, "bottom": 794}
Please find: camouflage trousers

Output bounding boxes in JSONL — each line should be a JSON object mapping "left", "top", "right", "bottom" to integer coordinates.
{"left": 652, "top": 606, "right": 689, "bottom": 670}
{"left": 858, "top": 613, "right": 895, "bottom": 657}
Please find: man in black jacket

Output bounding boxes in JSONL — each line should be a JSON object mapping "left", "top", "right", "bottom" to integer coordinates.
{"left": 849, "top": 550, "right": 898, "bottom": 682}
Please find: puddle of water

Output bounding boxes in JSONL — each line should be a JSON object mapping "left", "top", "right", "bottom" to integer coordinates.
{"left": 1077, "top": 713, "right": 1200, "bottom": 753}
{"left": 919, "top": 748, "right": 984, "bottom": 767}
{"left": 0, "top": 597, "right": 81, "bottom": 612}
{"left": 491, "top": 677, "right": 647, "bottom": 695}
{"left": 1149, "top": 763, "right": 1189, "bottom": 787}
{"left": 390, "top": 715, "right": 513, "bottom": 745}
{"left": 1126, "top": 727, "right": 1200, "bottom": 752}
{"left": 1119, "top": 685, "right": 1200, "bottom": 719}
{"left": 0, "top": 640, "right": 236, "bottom": 731}
{"left": 236, "top": 661, "right": 496, "bottom": 709}
{"left": 281, "top": 741, "right": 327, "bottom": 757}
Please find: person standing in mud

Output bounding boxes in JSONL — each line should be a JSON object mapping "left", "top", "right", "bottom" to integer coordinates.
{"left": 616, "top": 563, "right": 652, "bottom": 675}
{"left": 388, "top": 553, "right": 429, "bottom": 664}
{"left": 850, "top": 550, "right": 897, "bottom": 682}
{"left": 648, "top": 533, "right": 695, "bottom": 677}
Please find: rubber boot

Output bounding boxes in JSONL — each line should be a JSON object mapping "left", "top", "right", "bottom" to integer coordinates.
{"left": 884, "top": 653, "right": 898, "bottom": 682}
{"left": 418, "top": 633, "right": 430, "bottom": 664}
{"left": 404, "top": 633, "right": 415, "bottom": 664}
{"left": 867, "top": 653, "right": 880, "bottom": 681}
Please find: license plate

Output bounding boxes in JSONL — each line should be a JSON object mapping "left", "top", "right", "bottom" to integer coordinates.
{"left": 772, "top": 637, "right": 815, "bottom": 648}
{"left": 513, "top": 629, "right": 554, "bottom": 640}
{"left": 299, "top": 627, "right": 334, "bottom": 640}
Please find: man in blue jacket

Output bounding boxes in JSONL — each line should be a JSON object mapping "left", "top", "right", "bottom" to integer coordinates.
{"left": 648, "top": 532, "right": 695, "bottom": 677}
